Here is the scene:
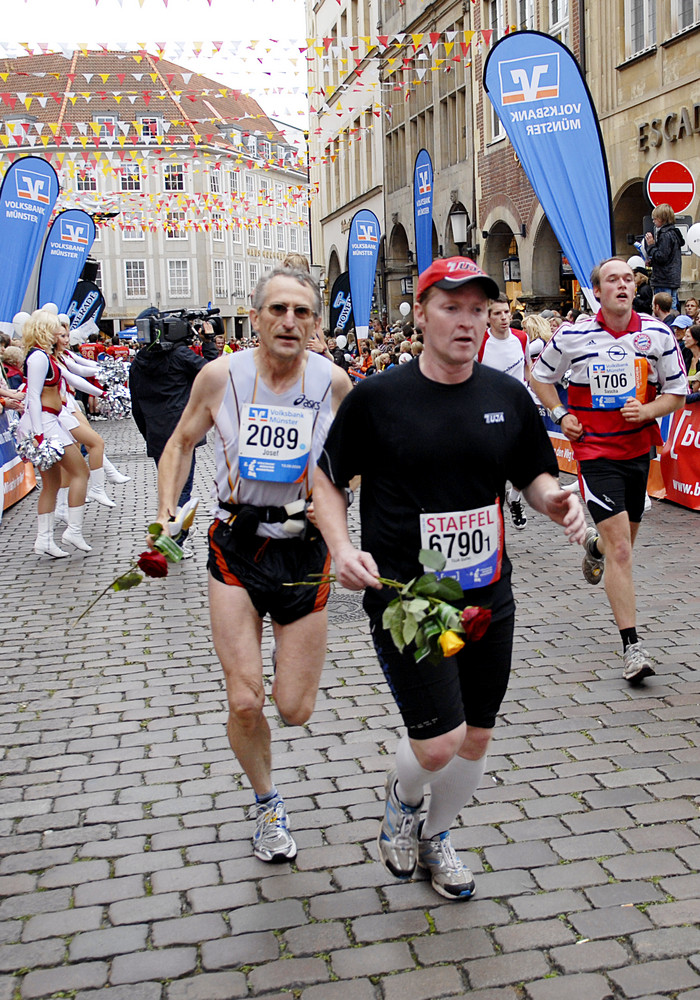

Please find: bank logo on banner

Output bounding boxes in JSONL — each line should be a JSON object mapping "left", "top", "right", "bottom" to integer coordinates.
{"left": 418, "top": 168, "right": 432, "bottom": 195}
{"left": 499, "top": 52, "right": 560, "bottom": 104}
{"left": 59, "top": 218, "right": 90, "bottom": 245}
{"left": 357, "top": 221, "right": 378, "bottom": 243}
{"left": 15, "top": 167, "right": 51, "bottom": 205}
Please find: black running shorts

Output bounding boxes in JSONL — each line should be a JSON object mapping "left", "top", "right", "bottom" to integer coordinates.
{"left": 369, "top": 610, "right": 515, "bottom": 739}
{"left": 207, "top": 520, "right": 331, "bottom": 626}
{"left": 578, "top": 454, "right": 650, "bottom": 525}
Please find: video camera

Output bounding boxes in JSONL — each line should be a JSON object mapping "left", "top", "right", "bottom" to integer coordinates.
{"left": 136, "top": 307, "right": 221, "bottom": 345}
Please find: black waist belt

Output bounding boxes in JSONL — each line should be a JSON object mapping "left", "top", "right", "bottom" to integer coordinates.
{"left": 217, "top": 498, "right": 306, "bottom": 525}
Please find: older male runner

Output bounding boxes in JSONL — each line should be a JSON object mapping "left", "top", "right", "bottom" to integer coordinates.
{"left": 149, "top": 267, "right": 351, "bottom": 863}
{"left": 313, "top": 257, "right": 585, "bottom": 901}
{"left": 530, "top": 258, "right": 686, "bottom": 684}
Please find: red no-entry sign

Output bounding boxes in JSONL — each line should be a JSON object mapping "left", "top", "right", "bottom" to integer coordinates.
{"left": 646, "top": 160, "right": 696, "bottom": 214}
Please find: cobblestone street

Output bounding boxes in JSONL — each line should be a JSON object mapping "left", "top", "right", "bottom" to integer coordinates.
{"left": 1, "top": 416, "right": 699, "bottom": 1000}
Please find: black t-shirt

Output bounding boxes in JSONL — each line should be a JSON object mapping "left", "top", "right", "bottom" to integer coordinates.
{"left": 318, "top": 359, "right": 558, "bottom": 619}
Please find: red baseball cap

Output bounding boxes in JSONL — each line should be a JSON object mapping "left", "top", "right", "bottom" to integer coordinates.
{"left": 416, "top": 256, "right": 500, "bottom": 301}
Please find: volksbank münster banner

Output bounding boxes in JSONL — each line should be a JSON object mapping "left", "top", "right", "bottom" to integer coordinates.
{"left": 329, "top": 271, "right": 354, "bottom": 335}
{"left": 348, "top": 209, "right": 380, "bottom": 341}
{"left": 413, "top": 149, "right": 434, "bottom": 276}
{"left": 0, "top": 156, "right": 59, "bottom": 328}
{"left": 38, "top": 209, "right": 96, "bottom": 312}
{"left": 483, "top": 31, "right": 614, "bottom": 309}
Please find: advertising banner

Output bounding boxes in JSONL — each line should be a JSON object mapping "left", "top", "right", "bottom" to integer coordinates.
{"left": 0, "top": 156, "right": 59, "bottom": 330}
{"left": 658, "top": 407, "right": 700, "bottom": 510}
{"left": 484, "top": 31, "right": 614, "bottom": 310}
{"left": 329, "top": 271, "right": 354, "bottom": 335}
{"left": 348, "top": 209, "right": 381, "bottom": 341}
{"left": 37, "top": 210, "right": 95, "bottom": 312}
{"left": 67, "top": 280, "right": 106, "bottom": 331}
{"left": 0, "top": 412, "right": 36, "bottom": 514}
{"left": 413, "top": 149, "right": 434, "bottom": 276}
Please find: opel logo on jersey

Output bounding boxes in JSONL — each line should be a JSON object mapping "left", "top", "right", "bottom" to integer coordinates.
{"left": 607, "top": 345, "right": 627, "bottom": 362}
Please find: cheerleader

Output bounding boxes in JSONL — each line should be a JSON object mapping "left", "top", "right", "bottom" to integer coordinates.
{"left": 19, "top": 310, "right": 92, "bottom": 557}
{"left": 52, "top": 317, "right": 130, "bottom": 517}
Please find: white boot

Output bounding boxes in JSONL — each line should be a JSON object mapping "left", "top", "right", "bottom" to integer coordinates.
{"left": 103, "top": 455, "right": 130, "bottom": 484}
{"left": 62, "top": 506, "right": 92, "bottom": 552}
{"left": 55, "top": 487, "right": 70, "bottom": 523}
{"left": 86, "top": 467, "right": 115, "bottom": 508}
{"left": 34, "top": 512, "right": 69, "bottom": 558}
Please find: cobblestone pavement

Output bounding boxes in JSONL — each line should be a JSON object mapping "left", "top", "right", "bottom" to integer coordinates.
{"left": 1, "top": 416, "right": 699, "bottom": 1000}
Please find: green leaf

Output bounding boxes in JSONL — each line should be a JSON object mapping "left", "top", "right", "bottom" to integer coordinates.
{"left": 432, "top": 577, "right": 464, "bottom": 602}
{"left": 414, "top": 644, "right": 432, "bottom": 664}
{"left": 419, "top": 547, "right": 446, "bottom": 571}
{"left": 413, "top": 574, "right": 441, "bottom": 597}
{"left": 434, "top": 601, "right": 462, "bottom": 631}
{"left": 400, "top": 577, "right": 417, "bottom": 596}
{"left": 406, "top": 598, "right": 430, "bottom": 614}
{"left": 112, "top": 571, "right": 143, "bottom": 592}
{"left": 382, "top": 600, "right": 406, "bottom": 653}
{"left": 402, "top": 613, "right": 419, "bottom": 646}
{"left": 420, "top": 618, "right": 442, "bottom": 640}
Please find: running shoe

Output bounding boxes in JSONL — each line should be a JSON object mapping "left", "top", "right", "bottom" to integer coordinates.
{"left": 377, "top": 770, "right": 422, "bottom": 879}
{"left": 622, "top": 642, "right": 655, "bottom": 685}
{"left": 251, "top": 796, "right": 297, "bottom": 863}
{"left": 508, "top": 497, "right": 527, "bottom": 530}
{"left": 582, "top": 526, "right": 605, "bottom": 585}
{"left": 417, "top": 824, "right": 475, "bottom": 900}
{"left": 178, "top": 542, "right": 195, "bottom": 560}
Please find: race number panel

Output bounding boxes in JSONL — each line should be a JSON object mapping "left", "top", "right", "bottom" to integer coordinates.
{"left": 420, "top": 503, "right": 503, "bottom": 590}
{"left": 589, "top": 353, "right": 636, "bottom": 409}
{"left": 239, "top": 403, "right": 313, "bottom": 483}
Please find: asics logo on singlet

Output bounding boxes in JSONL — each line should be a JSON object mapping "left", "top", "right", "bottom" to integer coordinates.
{"left": 484, "top": 412, "right": 505, "bottom": 424}
{"left": 293, "top": 394, "right": 321, "bottom": 410}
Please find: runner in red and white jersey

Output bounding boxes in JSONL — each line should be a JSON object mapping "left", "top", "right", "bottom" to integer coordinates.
{"left": 531, "top": 258, "right": 686, "bottom": 685}
{"left": 480, "top": 294, "right": 531, "bottom": 529}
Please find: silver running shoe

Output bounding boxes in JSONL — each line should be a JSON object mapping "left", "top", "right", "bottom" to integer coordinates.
{"left": 582, "top": 526, "right": 605, "bottom": 584}
{"left": 251, "top": 797, "right": 297, "bottom": 863}
{"left": 377, "top": 770, "right": 422, "bottom": 879}
{"left": 622, "top": 642, "right": 655, "bottom": 685}
{"left": 418, "top": 827, "right": 476, "bottom": 900}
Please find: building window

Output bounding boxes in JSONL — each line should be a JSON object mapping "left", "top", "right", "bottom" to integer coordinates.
{"left": 262, "top": 224, "right": 272, "bottom": 249}
{"left": 125, "top": 260, "right": 147, "bottom": 298}
{"left": 95, "top": 115, "right": 117, "bottom": 139}
{"left": 245, "top": 174, "right": 256, "bottom": 200}
{"left": 76, "top": 169, "right": 97, "bottom": 192}
{"left": 122, "top": 216, "right": 144, "bottom": 241}
{"left": 259, "top": 139, "right": 272, "bottom": 160}
{"left": 164, "top": 164, "right": 185, "bottom": 191}
{"left": 247, "top": 225, "right": 258, "bottom": 249}
{"left": 289, "top": 226, "right": 299, "bottom": 252}
{"left": 302, "top": 228, "right": 310, "bottom": 254}
{"left": 248, "top": 262, "right": 260, "bottom": 291}
{"left": 209, "top": 168, "right": 221, "bottom": 194}
{"left": 517, "top": 0, "right": 535, "bottom": 29}
{"left": 93, "top": 260, "right": 103, "bottom": 289}
{"left": 213, "top": 260, "right": 228, "bottom": 298}
{"left": 140, "top": 117, "right": 161, "bottom": 144}
{"left": 120, "top": 164, "right": 141, "bottom": 192}
{"left": 232, "top": 222, "right": 242, "bottom": 245}
{"left": 672, "top": 0, "right": 698, "bottom": 32}
{"left": 275, "top": 182, "right": 285, "bottom": 209}
{"left": 212, "top": 213, "right": 224, "bottom": 242}
{"left": 549, "top": 0, "right": 569, "bottom": 43}
{"left": 165, "top": 211, "right": 187, "bottom": 240}
{"left": 168, "top": 259, "right": 191, "bottom": 298}
{"left": 233, "top": 260, "right": 245, "bottom": 297}
{"left": 625, "top": 0, "right": 656, "bottom": 55}
{"left": 230, "top": 170, "right": 242, "bottom": 196}
{"left": 276, "top": 226, "right": 286, "bottom": 252}
{"left": 488, "top": 0, "right": 506, "bottom": 141}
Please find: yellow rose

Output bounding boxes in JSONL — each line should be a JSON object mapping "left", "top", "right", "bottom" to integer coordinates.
{"left": 439, "top": 630, "right": 465, "bottom": 658}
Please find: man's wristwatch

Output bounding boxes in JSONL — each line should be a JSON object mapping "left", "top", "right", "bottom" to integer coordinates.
{"left": 550, "top": 404, "right": 570, "bottom": 425}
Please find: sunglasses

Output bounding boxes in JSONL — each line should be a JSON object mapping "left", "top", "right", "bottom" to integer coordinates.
{"left": 265, "top": 303, "right": 315, "bottom": 320}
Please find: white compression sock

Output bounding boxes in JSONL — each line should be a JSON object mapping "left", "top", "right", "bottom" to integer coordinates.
{"left": 394, "top": 734, "right": 443, "bottom": 807}
{"left": 421, "top": 754, "right": 487, "bottom": 839}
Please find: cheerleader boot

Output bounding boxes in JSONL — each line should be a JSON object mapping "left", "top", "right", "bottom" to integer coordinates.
{"left": 62, "top": 506, "right": 92, "bottom": 552}
{"left": 103, "top": 455, "right": 130, "bottom": 484}
{"left": 55, "top": 487, "right": 70, "bottom": 523}
{"left": 34, "top": 512, "right": 69, "bottom": 559}
{"left": 86, "top": 467, "right": 115, "bottom": 508}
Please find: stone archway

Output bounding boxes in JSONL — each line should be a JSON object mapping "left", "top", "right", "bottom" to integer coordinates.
{"left": 531, "top": 215, "right": 568, "bottom": 309}
{"left": 386, "top": 223, "right": 412, "bottom": 321}
{"left": 613, "top": 180, "right": 647, "bottom": 257}
{"left": 481, "top": 221, "right": 514, "bottom": 293}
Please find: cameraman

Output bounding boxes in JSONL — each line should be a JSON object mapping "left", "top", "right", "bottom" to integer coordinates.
{"left": 129, "top": 316, "right": 217, "bottom": 554}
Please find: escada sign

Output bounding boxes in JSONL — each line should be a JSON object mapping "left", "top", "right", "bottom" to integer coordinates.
{"left": 637, "top": 104, "right": 700, "bottom": 150}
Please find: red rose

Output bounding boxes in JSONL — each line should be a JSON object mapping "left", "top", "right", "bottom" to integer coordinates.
{"left": 461, "top": 606, "right": 491, "bottom": 642}
{"left": 137, "top": 550, "right": 169, "bottom": 578}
